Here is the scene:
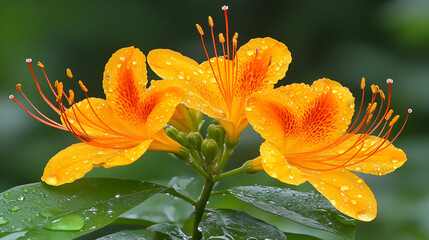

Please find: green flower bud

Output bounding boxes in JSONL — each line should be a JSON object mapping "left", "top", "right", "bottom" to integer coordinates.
{"left": 174, "top": 147, "right": 190, "bottom": 162}
{"left": 165, "top": 125, "right": 180, "bottom": 140}
{"left": 201, "top": 139, "right": 218, "bottom": 164}
{"left": 176, "top": 132, "right": 189, "bottom": 146}
{"left": 207, "top": 124, "right": 226, "bottom": 146}
{"left": 188, "top": 132, "right": 203, "bottom": 151}
{"left": 211, "top": 118, "right": 220, "bottom": 125}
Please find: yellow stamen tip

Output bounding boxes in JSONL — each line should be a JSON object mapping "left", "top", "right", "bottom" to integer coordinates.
{"left": 385, "top": 109, "right": 393, "bottom": 121}
{"left": 371, "top": 84, "right": 379, "bottom": 94}
{"left": 66, "top": 68, "right": 73, "bottom": 79}
{"left": 366, "top": 113, "right": 373, "bottom": 125}
{"left": 16, "top": 84, "right": 22, "bottom": 92}
{"left": 208, "top": 16, "right": 214, "bottom": 27}
{"left": 233, "top": 32, "right": 238, "bottom": 40}
{"left": 379, "top": 89, "right": 385, "bottom": 100}
{"left": 219, "top": 33, "right": 225, "bottom": 44}
{"left": 196, "top": 24, "right": 204, "bottom": 35}
{"left": 79, "top": 80, "right": 88, "bottom": 93}
{"left": 361, "top": 77, "right": 366, "bottom": 89}
{"left": 389, "top": 115, "right": 400, "bottom": 127}
{"left": 68, "top": 89, "right": 75, "bottom": 105}
{"left": 37, "top": 61, "right": 45, "bottom": 68}
{"left": 370, "top": 102, "right": 377, "bottom": 114}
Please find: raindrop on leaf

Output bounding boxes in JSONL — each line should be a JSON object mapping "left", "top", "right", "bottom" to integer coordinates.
{"left": 45, "top": 215, "right": 85, "bottom": 231}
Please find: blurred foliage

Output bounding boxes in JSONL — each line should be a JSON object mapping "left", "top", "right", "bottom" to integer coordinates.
{"left": 0, "top": 0, "right": 428, "bottom": 239}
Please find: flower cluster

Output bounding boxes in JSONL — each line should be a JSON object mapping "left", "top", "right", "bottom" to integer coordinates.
{"left": 10, "top": 6, "right": 410, "bottom": 222}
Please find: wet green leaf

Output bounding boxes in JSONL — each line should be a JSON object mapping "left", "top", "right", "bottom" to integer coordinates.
{"left": 199, "top": 209, "right": 287, "bottom": 239}
{"left": 148, "top": 223, "right": 189, "bottom": 240}
{"left": 96, "top": 229, "right": 152, "bottom": 240}
{"left": 225, "top": 185, "right": 357, "bottom": 240}
{"left": 0, "top": 178, "right": 168, "bottom": 239}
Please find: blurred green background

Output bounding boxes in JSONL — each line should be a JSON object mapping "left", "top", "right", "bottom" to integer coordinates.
{"left": 1, "top": 0, "right": 428, "bottom": 239}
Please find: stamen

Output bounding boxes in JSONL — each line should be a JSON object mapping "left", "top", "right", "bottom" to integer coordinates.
{"left": 219, "top": 33, "right": 225, "bottom": 44}
{"left": 66, "top": 68, "right": 73, "bottom": 79}
{"left": 68, "top": 90, "right": 75, "bottom": 105}
{"left": 196, "top": 24, "right": 204, "bottom": 36}
{"left": 371, "top": 84, "right": 379, "bottom": 94}
{"left": 408, "top": 108, "right": 413, "bottom": 114}
{"left": 379, "top": 89, "right": 385, "bottom": 100}
{"left": 79, "top": 80, "right": 88, "bottom": 93}
{"left": 389, "top": 115, "right": 400, "bottom": 127}
{"left": 9, "top": 94, "right": 14, "bottom": 100}
{"left": 222, "top": 5, "right": 229, "bottom": 11}
{"left": 385, "top": 109, "right": 393, "bottom": 120}
{"left": 37, "top": 61, "right": 45, "bottom": 68}
{"left": 56, "top": 82, "right": 64, "bottom": 102}
{"left": 360, "top": 77, "right": 365, "bottom": 89}
{"left": 387, "top": 78, "right": 393, "bottom": 84}
{"left": 208, "top": 16, "right": 214, "bottom": 27}
{"left": 16, "top": 84, "right": 22, "bottom": 92}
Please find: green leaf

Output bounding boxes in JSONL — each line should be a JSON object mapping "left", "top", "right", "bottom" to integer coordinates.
{"left": 199, "top": 209, "right": 287, "bottom": 239}
{"left": 120, "top": 193, "right": 194, "bottom": 225}
{"left": 225, "top": 185, "right": 357, "bottom": 239}
{"left": 0, "top": 178, "right": 168, "bottom": 240}
{"left": 148, "top": 223, "right": 189, "bottom": 240}
{"left": 286, "top": 232, "right": 323, "bottom": 240}
{"left": 96, "top": 229, "right": 152, "bottom": 240}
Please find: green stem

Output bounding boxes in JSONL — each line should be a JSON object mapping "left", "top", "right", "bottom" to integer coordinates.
{"left": 188, "top": 159, "right": 210, "bottom": 179}
{"left": 164, "top": 188, "right": 197, "bottom": 206}
{"left": 214, "top": 166, "right": 244, "bottom": 181}
{"left": 192, "top": 178, "right": 215, "bottom": 240}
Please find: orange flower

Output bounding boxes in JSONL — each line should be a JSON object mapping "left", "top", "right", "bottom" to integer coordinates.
{"left": 245, "top": 78, "right": 411, "bottom": 221}
{"left": 147, "top": 6, "right": 292, "bottom": 144}
{"left": 10, "top": 47, "right": 183, "bottom": 186}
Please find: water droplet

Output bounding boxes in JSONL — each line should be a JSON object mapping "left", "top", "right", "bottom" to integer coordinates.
{"left": 9, "top": 206, "right": 22, "bottom": 212}
{"left": 40, "top": 210, "right": 55, "bottom": 218}
{"left": 246, "top": 50, "right": 254, "bottom": 56}
{"left": 22, "top": 188, "right": 29, "bottom": 193}
{"left": 45, "top": 215, "right": 85, "bottom": 231}
{"left": 340, "top": 185, "right": 349, "bottom": 191}
{"left": 357, "top": 179, "right": 363, "bottom": 184}
{"left": 351, "top": 199, "right": 357, "bottom": 205}
{"left": 114, "top": 194, "right": 120, "bottom": 198}
{"left": 330, "top": 199, "right": 337, "bottom": 206}
{"left": 45, "top": 175, "right": 58, "bottom": 185}
{"left": 0, "top": 217, "right": 9, "bottom": 225}
{"left": 245, "top": 106, "right": 253, "bottom": 111}
{"left": 166, "top": 61, "right": 171, "bottom": 65}
{"left": 357, "top": 211, "right": 373, "bottom": 221}
{"left": 17, "top": 196, "right": 24, "bottom": 201}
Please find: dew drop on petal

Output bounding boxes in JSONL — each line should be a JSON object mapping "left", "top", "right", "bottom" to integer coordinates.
{"left": 340, "top": 185, "right": 349, "bottom": 191}
{"left": 357, "top": 210, "right": 373, "bottom": 221}
{"left": 330, "top": 199, "right": 337, "bottom": 206}
{"left": 45, "top": 175, "right": 58, "bottom": 185}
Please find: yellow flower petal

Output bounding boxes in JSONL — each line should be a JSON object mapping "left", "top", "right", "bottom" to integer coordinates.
{"left": 102, "top": 47, "right": 149, "bottom": 131}
{"left": 236, "top": 37, "right": 292, "bottom": 93}
{"left": 148, "top": 49, "right": 227, "bottom": 120}
{"left": 247, "top": 78, "right": 355, "bottom": 153}
{"left": 260, "top": 141, "right": 308, "bottom": 185}
{"left": 61, "top": 97, "right": 125, "bottom": 137}
{"left": 305, "top": 168, "right": 377, "bottom": 221}
{"left": 330, "top": 135, "right": 407, "bottom": 176}
{"left": 42, "top": 140, "right": 152, "bottom": 186}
